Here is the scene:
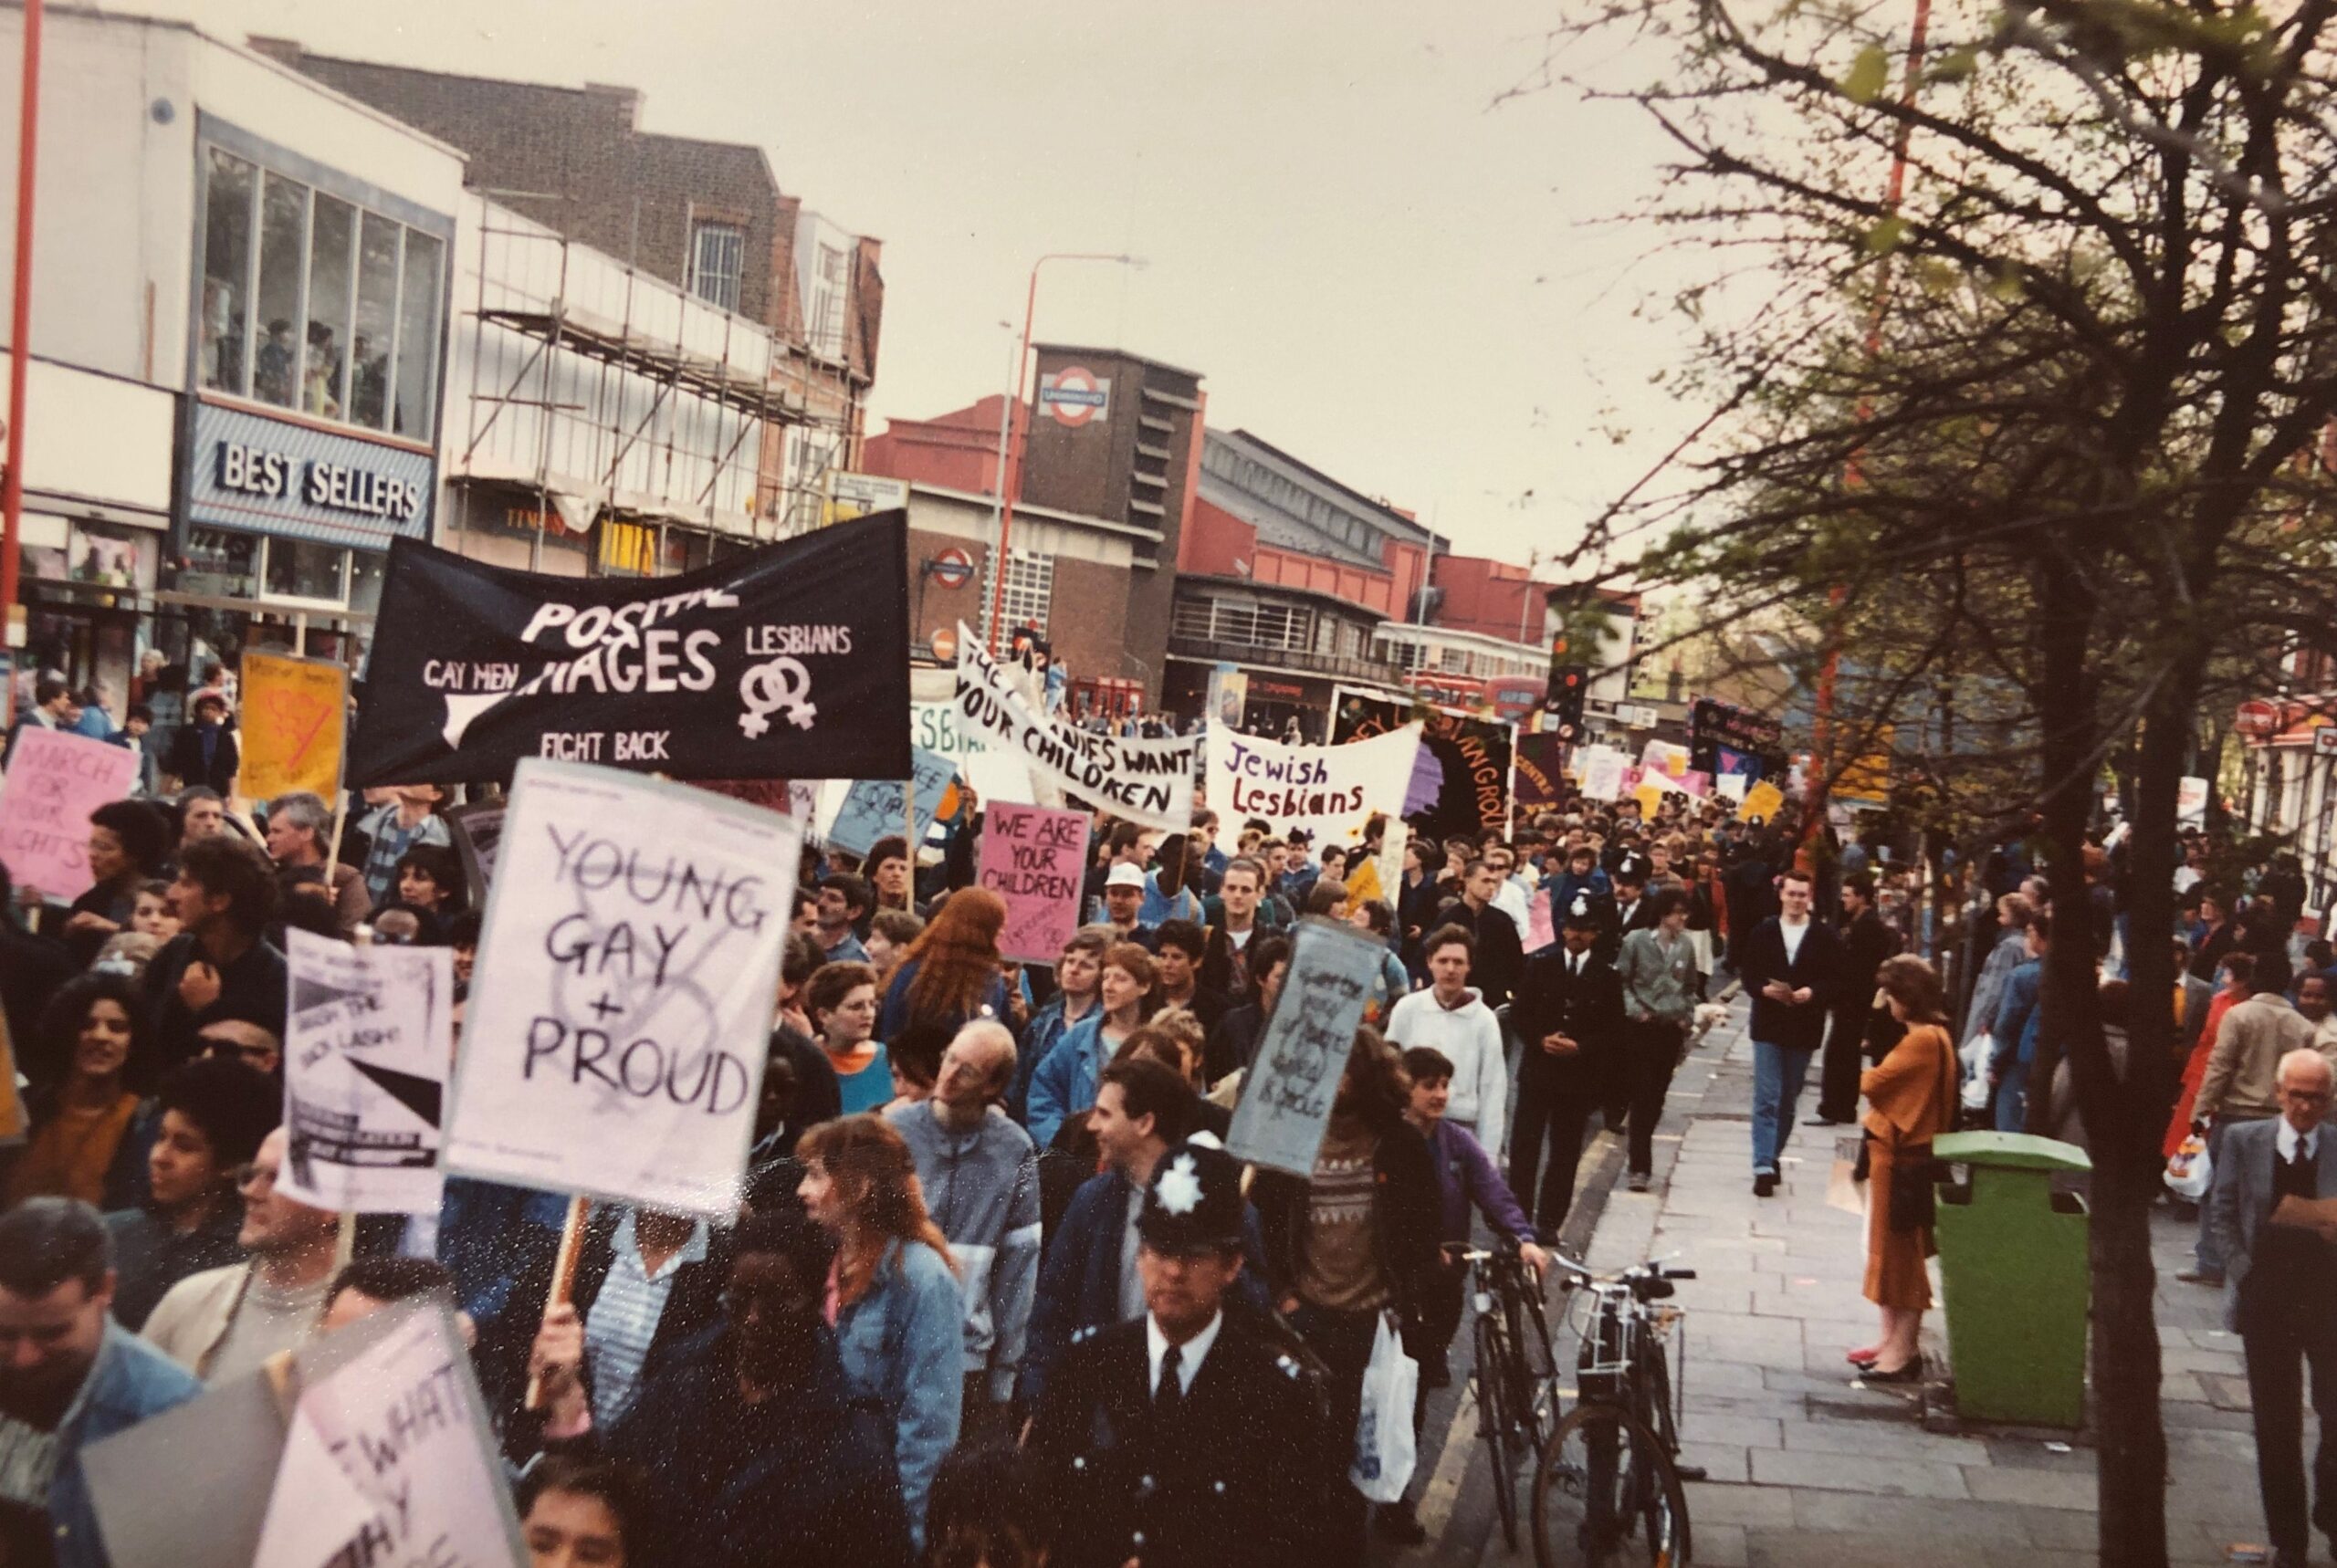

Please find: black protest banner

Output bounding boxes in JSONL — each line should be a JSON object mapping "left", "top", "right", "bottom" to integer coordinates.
{"left": 1331, "top": 689, "right": 1514, "bottom": 844}
{"left": 347, "top": 512, "right": 911, "bottom": 786}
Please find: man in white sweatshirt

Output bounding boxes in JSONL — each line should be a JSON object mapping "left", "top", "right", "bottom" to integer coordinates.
{"left": 1388, "top": 925, "right": 1509, "bottom": 1155}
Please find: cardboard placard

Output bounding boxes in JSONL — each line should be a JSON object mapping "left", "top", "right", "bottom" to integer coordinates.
{"left": 281, "top": 931, "right": 453, "bottom": 1215}
{"left": 1226, "top": 917, "right": 1389, "bottom": 1176}
{"left": 976, "top": 802, "right": 1092, "bottom": 963}
{"left": 1577, "top": 746, "right": 1628, "bottom": 803}
{"left": 1737, "top": 779, "right": 1786, "bottom": 823}
{"left": 0, "top": 726, "right": 141, "bottom": 901}
{"left": 827, "top": 746, "right": 957, "bottom": 860}
{"left": 445, "top": 759, "right": 796, "bottom": 1217}
{"left": 237, "top": 652, "right": 348, "bottom": 801}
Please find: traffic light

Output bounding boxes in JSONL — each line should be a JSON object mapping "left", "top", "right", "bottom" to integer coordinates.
{"left": 1546, "top": 664, "right": 1588, "bottom": 741}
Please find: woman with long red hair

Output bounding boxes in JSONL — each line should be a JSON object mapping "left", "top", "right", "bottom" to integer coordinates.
{"left": 876, "top": 887, "right": 1010, "bottom": 1045}
{"left": 797, "top": 1113, "right": 963, "bottom": 1548}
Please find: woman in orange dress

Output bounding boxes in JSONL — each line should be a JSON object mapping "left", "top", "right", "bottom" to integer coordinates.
{"left": 1851, "top": 955, "right": 1958, "bottom": 1382}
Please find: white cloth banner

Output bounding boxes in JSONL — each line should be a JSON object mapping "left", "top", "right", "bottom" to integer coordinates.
{"left": 953, "top": 623, "right": 1197, "bottom": 831}
{"left": 1204, "top": 721, "right": 1422, "bottom": 854}
{"left": 280, "top": 932, "right": 452, "bottom": 1216}
{"left": 252, "top": 1304, "right": 525, "bottom": 1568}
{"left": 446, "top": 758, "right": 796, "bottom": 1217}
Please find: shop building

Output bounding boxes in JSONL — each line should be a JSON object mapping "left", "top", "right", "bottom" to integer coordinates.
{"left": 246, "top": 42, "right": 882, "bottom": 539}
{"left": 438, "top": 191, "right": 791, "bottom": 580}
{"left": 0, "top": 5, "right": 465, "bottom": 714}
{"left": 1166, "top": 427, "right": 1430, "bottom": 737}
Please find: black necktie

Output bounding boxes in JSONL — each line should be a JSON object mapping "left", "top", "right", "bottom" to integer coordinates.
{"left": 1158, "top": 1344, "right": 1183, "bottom": 1416}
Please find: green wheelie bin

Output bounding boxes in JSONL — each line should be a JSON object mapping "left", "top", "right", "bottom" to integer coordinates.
{"left": 1930, "top": 1130, "right": 2091, "bottom": 1428}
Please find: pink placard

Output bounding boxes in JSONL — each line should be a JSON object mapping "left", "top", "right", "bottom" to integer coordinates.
{"left": 0, "top": 727, "right": 141, "bottom": 902}
{"left": 978, "top": 801, "right": 1094, "bottom": 963}
{"left": 1526, "top": 887, "right": 1556, "bottom": 954}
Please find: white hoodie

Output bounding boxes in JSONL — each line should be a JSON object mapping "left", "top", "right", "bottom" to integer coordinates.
{"left": 1387, "top": 985, "right": 1509, "bottom": 1155}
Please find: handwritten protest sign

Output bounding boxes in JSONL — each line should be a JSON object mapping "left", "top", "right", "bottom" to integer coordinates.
{"left": 1577, "top": 746, "right": 1628, "bottom": 803}
{"left": 281, "top": 931, "right": 452, "bottom": 1215}
{"left": 0, "top": 727, "right": 140, "bottom": 901}
{"left": 977, "top": 802, "right": 1091, "bottom": 962}
{"left": 955, "top": 623, "right": 1197, "bottom": 831}
{"left": 1738, "top": 779, "right": 1786, "bottom": 823}
{"left": 1640, "top": 738, "right": 1690, "bottom": 779}
{"left": 447, "top": 759, "right": 796, "bottom": 1217}
{"left": 1527, "top": 887, "right": 1556, "bottom": 956}
{"left": 445, "top": 800, "right": 506, "bottom": 904}
{"left": 238, "top": 652, "right": 348, "bottom": 800}
{"left": 827, "top": 745, "right": 957, "bottom": 859}
{"left": 1715, "top": 771, "right": 1749, "bottom": 804}
{"left": 1204, "top": 721, "right": 1420, "bottom": 854}
{"left": 1227, "top": 917, "right": 1388, "bottom": 1176}
{"left": 252, "top": 1303, "right": 524, "bottom": 1568}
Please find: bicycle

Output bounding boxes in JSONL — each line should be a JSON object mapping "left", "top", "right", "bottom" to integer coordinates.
{"left": 1458, "top": 1237, "right": 1561, "bottom": 1550}
{"left": 1531, "top": 1253, "right": 1697, "bottom": 1567}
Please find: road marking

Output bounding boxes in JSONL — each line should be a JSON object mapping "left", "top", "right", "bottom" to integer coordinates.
{"left": 1415, "top": 1385, "right": 1482, "bottom": 1539}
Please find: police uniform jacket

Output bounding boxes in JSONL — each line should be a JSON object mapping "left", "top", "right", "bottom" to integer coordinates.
{"left": 1511, "top": 946, "right": 1626, "bottom": 1102}
{"left": 1027, "top": 1308, "right": 1331, "bottom": 1568}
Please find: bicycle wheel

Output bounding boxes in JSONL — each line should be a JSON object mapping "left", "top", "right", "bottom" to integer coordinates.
{"left": 1476, "top": 1313, "right": 1522, "bottom": 1550}
{"left": 1508, "top": 1277, "right": 1560, "bottom": 1445}
{"left": 1531, "top": 1403, "right": 1692, "bottom": 1568}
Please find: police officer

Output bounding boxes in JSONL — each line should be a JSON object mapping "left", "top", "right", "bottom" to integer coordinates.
{"left": 1025, "top": 1139, "right": 1331, "bottom": 1568}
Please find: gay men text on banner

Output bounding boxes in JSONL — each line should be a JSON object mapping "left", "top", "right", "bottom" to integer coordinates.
{"left": 977, "top": 802, "right": 1093, "bottom": 962}
{"left": 1203, "top": 721, "right": 1421, "bottom": 854}
{"left": 954, "top": 623, "right": 1197, "bottom": 831}
{"left": 1226, "top": 916, "right": 1389, "bottom": 1176}
{"left": 281, "top": 930, "right": 453, "bottom": 1215}
{"left": 347, "top": 511, "right": 911, "bottom": 786}
{"left": 237, "top": 652, "right": 348, "bottom": 800}
{"left": 446, "top": 759, "right": 796, "bottom": 1217}
{"left": 0, "top": 727, "right": 140, "bottom": 902}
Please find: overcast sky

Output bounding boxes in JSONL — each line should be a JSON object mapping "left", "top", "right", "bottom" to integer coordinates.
{"left": 176, "top": 0, "right": 1710, "bottom": 567}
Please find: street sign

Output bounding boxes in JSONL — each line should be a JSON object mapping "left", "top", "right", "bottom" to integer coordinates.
{"left": 931, "top": 625, "right": 959, "bottom": 663}
{"left": 1038, "top": 365, "right": 1110, "bottom": 427}
{"left": 2236, "top": 698, "right": 2280, "bottom": 737}
{"left": 931, "top": 547, "right": 975, "bottom": 589}
{"left": 2314, "top": 726, "right": 2337, "bottom": 756}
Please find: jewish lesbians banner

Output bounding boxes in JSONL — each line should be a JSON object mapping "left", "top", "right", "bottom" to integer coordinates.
{"left": 446, "top": 759, "right": 797, "bottom": 1218}
{"left": 281, "top": 931, "right": 453, "bottom": 1216}
{"left": 347, "top": 512, "right": 911, "bottom": 787}
{"left": 1204, "top": 721, "right": 1420, "bottom": 854}
{"left": 954, "top": 624, "right": 1198, "bottom": 831}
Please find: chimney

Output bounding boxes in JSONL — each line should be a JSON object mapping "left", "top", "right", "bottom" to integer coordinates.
{"left": 582, "top": 82, "right": 643, "bottom": 132}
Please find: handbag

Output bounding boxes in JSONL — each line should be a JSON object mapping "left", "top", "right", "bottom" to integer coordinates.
{"left": 1347, "top": 1310, "right": 1420, "bottom": 1503}
{"left": 1889, "top": 1147, "right": 1937, "bottom": 1232}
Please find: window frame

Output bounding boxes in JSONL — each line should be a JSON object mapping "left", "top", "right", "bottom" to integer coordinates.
{"left": 193, "top": 118, "right": 451, "bottom": 451}
{"left": 688, "top": 220, "right": 746, "bottom": 314}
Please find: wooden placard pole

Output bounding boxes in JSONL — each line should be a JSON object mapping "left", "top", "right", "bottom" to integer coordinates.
{"left": 524, "top": 1194, "right": 591, "bottom": 1411}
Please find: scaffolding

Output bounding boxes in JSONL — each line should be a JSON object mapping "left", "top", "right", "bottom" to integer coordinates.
{"left": 446, "top": 192, "right": 855, "bottom": 570}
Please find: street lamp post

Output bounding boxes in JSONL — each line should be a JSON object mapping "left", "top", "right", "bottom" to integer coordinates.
{"left": 0, "top": 0, "right": 43, "bottom": 667}
{"left": 985, "top": 251, "right": 1140, "bottom": 653}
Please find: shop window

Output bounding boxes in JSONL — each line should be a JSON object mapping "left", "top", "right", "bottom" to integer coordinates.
{"left": 348, "top": 549, "right": 386, "bottom": 616}
{"left": 183, "top": 528, "right": 260, "bottom": 599}
{"left": 265, "top": 537, "right": 346, "bottom": 602}
{"left": 305, "top": 194, "right": 356, "bottom": 421}
{"left": 254, "top": 173, "right": 308, "bottom": 409}
{"left": 201, "top": 150, "right": 256, "bottom": 395}
{"left": 689, "top": 222, "right": 744, "bottom": 313}
{"left": 350, "top": 213, "right": 400, "bottom": 431}
{"left": 395, "top": 232, "right": 443, "bottom": 442}
{"left": 201, "top": 141, "right": 447, "bottom": 444}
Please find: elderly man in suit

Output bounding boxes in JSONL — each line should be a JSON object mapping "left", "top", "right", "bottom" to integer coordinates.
{"left": 2209, "top": 1049, "right": 2337, "bottom": 1568}
{"left": 1735, "top": 867, "right": 1845, "bottom": 1197}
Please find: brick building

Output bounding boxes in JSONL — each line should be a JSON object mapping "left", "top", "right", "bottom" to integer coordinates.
{"left": 246, "top": 40, "right": 881, "bottom": 533}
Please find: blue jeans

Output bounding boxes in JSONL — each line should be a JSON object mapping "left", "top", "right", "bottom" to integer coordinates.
{"left": 1751, "top": 1040, "right": 1814, "bottom": 1174}
{"left": 1993, "top": 1060, "right": 2029, "bottom": 1133}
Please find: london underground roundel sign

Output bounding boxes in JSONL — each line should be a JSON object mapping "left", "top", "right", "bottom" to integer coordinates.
{"left": 1041, "top": 365, "right": 1109, "bottom": 427}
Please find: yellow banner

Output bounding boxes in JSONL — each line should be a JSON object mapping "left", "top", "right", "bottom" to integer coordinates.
{"left": 240, "top": 652, "right": 349, "bottom": 800}
{"left": 1737, "top": 779, "right": 1786, "bottom": 823}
